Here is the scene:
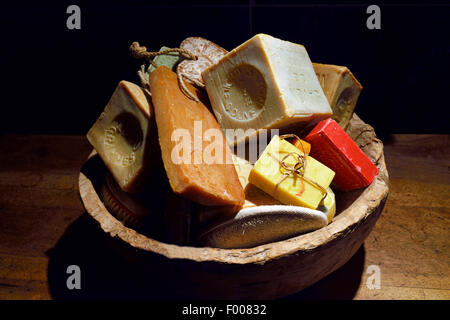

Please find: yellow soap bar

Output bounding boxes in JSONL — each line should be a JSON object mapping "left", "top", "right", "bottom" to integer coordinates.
{"left": 248, "top": 135, "right": 335, "bottom": 209}
{"left": 321, "top": 187, "right": 336, "bottom": 223}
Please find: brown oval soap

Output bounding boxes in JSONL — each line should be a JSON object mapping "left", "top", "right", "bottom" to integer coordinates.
{"left": 177, "top": 37, "right": 228, "bottom": 87}
{"left": 148, "top": 66, "right": 245, "bottom": 207}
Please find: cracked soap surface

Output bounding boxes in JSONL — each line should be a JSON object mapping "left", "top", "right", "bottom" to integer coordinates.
{"left": 202, "top": 34, "right": 332, "bottom": 145}
{"left": 148, "top": 66, "right": 244, "bottom": 207}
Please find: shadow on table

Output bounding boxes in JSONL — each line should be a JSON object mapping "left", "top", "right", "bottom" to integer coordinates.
{"left": 282, "top": 244, "right": 365, "bottom": 300}
{"left": 47, "top": 213, "right": 366, "bottom": 300}
{"left": 46, "top": 213, "right": 166, "bottom": 300}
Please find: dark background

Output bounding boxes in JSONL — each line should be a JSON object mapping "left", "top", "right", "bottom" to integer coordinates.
{"left": 1, "top": 0, "right": 449, "bottom": 139}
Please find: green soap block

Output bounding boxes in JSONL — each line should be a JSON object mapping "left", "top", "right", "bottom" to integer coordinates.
{"left": 146, "top": 46, "right": 181, "bottom": 79}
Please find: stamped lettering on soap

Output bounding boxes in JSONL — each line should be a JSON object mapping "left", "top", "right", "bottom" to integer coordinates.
{"left": 107, "top": 147, "right": 136, "bottom": 168}
{"left": 103, "top": 112, "right": 143, "bottom": 167}
{"left": 104, "top": 126, "right": 117, "bottom": 146}
{"left": 223, "top": 64, "right": 267, "bottom": 121}
{"left": 104, "top": 124, "right": 137, "bottom": 168}
{"left": 292, "top": 86, "right": 322, "bottom": 106}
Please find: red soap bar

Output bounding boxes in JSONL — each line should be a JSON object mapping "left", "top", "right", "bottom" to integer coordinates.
{"left": 304, "top": 118, "right": 378, "bottom": 191}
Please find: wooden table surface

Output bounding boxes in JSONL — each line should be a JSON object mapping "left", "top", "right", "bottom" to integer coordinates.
{"left": 0, "top": 134, "right": 448, "bottom": 300}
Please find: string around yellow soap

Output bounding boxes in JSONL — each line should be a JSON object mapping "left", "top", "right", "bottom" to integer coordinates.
{"left": 248, "top": 135, "right": 335, "bottom": 210}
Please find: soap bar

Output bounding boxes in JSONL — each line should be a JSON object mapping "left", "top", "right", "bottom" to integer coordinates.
{"left": 148, "top": 66, "right": 245, "bottom": 207}
{"left": 87, "top": 81, "right": 160, "bottom": 193}
{"left": 198, "top": 153, "right": 336, "bottom": 234}
{"left": 248, "top": 135, "right": 335, "bottom": 209}
{"left": 286, "top": 137, "right": 311, "bottom": 155}
{"left": 146, "top": 46, "right": 180, "bottom": 78}
{"left": 313, "top": 63, "right": 362, "bottom": 130}
{"left": 197, "top": 204, "right": 329, "bottom": 249}
{"left": 232, "top": 154, "right": 282, "bottom": 208}
{"left": 178, "top": 37, "right": 228, "bottom": 87}
{"left": 304, "top": 118, "right": 378, "bottom": 191}
{"left": 321, "top": 187, "right": 336, "bottom": 224}
{"left": 186, "top": 155, "right": 279, "bottom": 223}
{"left": 202, "top": 34, "right": 332, "bottom": 145}
{"left": 99, "top": 172, "right": 153, "bottom": 228}
{"left": 232, "top": 153, "right": 335, "bottom": 214}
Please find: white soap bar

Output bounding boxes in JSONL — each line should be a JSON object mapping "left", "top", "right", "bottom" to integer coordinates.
{"left": 202, "top": 34, "right": 332, "bottom": 145}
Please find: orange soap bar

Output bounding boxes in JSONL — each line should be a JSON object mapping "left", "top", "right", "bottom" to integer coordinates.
{"left": 287, "top": 138, "right": 311, "bottom": 155}
{"left": 148, "top": 66, "right": 245, "bottom": 207}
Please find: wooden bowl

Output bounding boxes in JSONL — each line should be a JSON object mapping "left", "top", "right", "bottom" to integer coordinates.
{"left": 79, "top": 114, "right": 389, "bottom": 299}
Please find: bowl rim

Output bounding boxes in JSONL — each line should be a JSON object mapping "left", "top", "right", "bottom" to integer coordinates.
{"left": 79, "top": 114, "right": 389, "bottom": 265}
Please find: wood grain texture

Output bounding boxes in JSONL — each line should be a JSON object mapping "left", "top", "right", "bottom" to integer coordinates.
{"left": 353, "top": 134, "right": 450, "bottom": 300}
{"left": 0, "top": 133, "right": 448, "bottom": 299}
{"left": 0, "top": 135, "right": 91, "bottom": 299}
